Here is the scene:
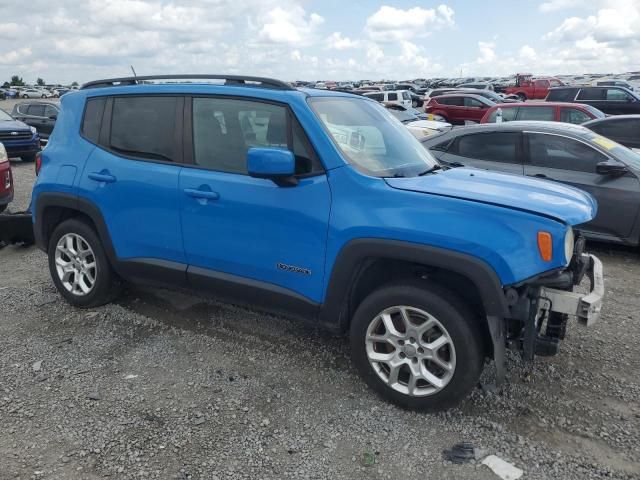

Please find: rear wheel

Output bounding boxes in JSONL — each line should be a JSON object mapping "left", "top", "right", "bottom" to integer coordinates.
{"left": 48, "top": 218, "right": 121, "bottom": 307}
{"left": 517, "top": 93, "right": 527, "bottom": 102}
{"left": 350, "top": 280, "right": 485, "bottom": 411}
{"left": 0, "top": 204, "right": 6, "bottom": 213}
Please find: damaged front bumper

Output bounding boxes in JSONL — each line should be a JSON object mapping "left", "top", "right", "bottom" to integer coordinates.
{"left": 504, "top": 236, "right": 605, "bottom": 361}
{"left": 0, "top": 212, "right": 34, "bottom": 245}
{"left": 539, "top": 254, "right": 604, "bottom": 327}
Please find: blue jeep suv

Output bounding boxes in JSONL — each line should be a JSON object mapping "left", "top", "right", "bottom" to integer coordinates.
{"left": 31, "top": 75, "right": 604, "bottom": 410}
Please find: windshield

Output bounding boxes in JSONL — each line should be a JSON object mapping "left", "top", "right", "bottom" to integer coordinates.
{"left": 0, "top": 109, "right": 13, "bottom": 121}
{"left": 309, "top": 97, "right": 438, "bottom": 177}
{"left": 587, "top": 133, "right": 640, "bottom": 169}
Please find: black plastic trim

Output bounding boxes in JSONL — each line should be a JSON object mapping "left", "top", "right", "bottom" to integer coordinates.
{"left": 319, "top": 239, "right": 510, "bottom": 331}
{"left": 117, "top": 258, "right": 188, "bottom": 288}
{"left": 187, "top": 266, "right": 319, "bottom": 320}
{"left": 81, "top": 74, "right": 294, "bottom": 91}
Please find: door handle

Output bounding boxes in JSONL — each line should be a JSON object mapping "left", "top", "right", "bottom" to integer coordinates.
{"left": 184, "top": 188, "right": 219, "bottom": 200}
{"left": 88, "top": 172, "right": 116, "bottom": 183}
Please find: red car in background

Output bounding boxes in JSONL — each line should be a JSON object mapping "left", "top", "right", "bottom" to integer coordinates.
{"left": 425, "top": 93, "right": 495, "bottom": 124}
{"left": 503, "top": 73, "right": 565, "bottom": 101}
{"left": 480, "top": 102, "right": 605, "bottom": 124}
{"left": 0, "top": 143, "right": 14, "bottom": 213}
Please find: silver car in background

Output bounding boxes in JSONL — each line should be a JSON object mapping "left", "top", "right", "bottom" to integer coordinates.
{"left": 421, "top": 121, "right": 640, "bottom": 246}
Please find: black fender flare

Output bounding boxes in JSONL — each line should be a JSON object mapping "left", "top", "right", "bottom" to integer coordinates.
{"left": 33, "top": 192, "right": 118, "bottom": 265}
{"left": 318, "top": 239, "right": 508, "bottom": 377}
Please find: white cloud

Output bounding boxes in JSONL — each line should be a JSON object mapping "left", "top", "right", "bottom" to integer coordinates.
{"left": 325, "top": 32, "right": 359, "bottom": 50}
{"left": 259, "top": 6, "right": 324, "bottom": 45}
{"left": 539, "top": 0, "right": 582, "bottom": 12}
{"left": 365, "top": 5, "right": 455, "bottom": 42}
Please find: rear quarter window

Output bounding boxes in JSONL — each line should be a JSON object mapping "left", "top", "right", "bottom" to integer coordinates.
{"left": 487, "top": 107, "right": 518, "bottom": 122}
{"left": 81, "top": 97, "right": 106, "bottom": 144}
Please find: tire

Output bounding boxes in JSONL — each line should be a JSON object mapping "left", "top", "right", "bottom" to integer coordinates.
{"left": 21, "top": 154, "right": 36, "bottom": 162}
{"left": 48, "top": 218, "right": 121, "bottom": 308}
{"left": 412, "top": 100, "right": 418, "bottom": 108}
{"left": 0, "top": 204, "right": 6, "bottom": 213}
{"left": 517, "top": 93, "right": 527, "bottom": 102}
{"left": 22, "top": 94, "right": 28, "bottom": 99}
{"left": 350, "top": 280, "right": 485, "bottom": 411}
{"left": 41, "top": 94, "right": 46, "bottom": 98}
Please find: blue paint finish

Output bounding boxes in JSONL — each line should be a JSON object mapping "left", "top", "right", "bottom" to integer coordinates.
{"left": 247, "top": 147, "right": 295, "bottom": 177}
{"left": 179, "top": 168, "right": 331, "bottom": 301}
{"left": 386, "top": 168, "right": 597, "bottom": 226}
{"left": 323, "top": 165, "right": 570, "bottom": 289}
{"left": 33, "top": 82, "right": 598, "bottom": 308}
{"left": 77, "top": 147, "right": 185, "bottom": 263}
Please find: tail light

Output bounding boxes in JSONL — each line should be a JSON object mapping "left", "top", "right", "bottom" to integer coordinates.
{"left": 35, "top": 151, "right": 42, "bottom": 176}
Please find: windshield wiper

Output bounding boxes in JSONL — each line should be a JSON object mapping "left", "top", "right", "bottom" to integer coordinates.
{"left": 418, "top": 165, "right": 443, "bottom": 176}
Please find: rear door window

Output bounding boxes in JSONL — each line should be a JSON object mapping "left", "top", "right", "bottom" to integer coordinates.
{"left": 577, "top": 88, "right": 605, "bottom": 101}
{"left": 528, "top": 133, "right": 607, "bottom": 172}
{"left": 27, "top": 104, "right": 45, "bottom": 117}
{"left": 454, "top": 132, "right": 520, "bottom": 164}
{"left": 109, "top": 96, "right": 180, "bottom": 162}
{"left": 516, "top": 107, "right": 555, "bottom": 121}
{"left": 387, "top": 93, "right": 398, "bottom": 101}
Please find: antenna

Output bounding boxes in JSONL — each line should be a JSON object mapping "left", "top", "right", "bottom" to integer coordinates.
{"left": 130, "top": 65, "right": 138, "bottom": 84}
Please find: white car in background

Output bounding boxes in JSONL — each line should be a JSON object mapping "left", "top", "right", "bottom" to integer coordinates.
{"left": 364, "top": 90, "right": 412, "bottom": 108}
{"left": 20, "top": 88, "right": 53, "bottom": 99}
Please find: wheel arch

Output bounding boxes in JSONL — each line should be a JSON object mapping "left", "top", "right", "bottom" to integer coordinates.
{"left": 319, "top": 239, "right": 509, "bottom": 346}
{"left": 34, "top": 192, "right": 117, "bottom": 265}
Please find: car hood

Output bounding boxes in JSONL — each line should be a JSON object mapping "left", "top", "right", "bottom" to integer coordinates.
{"left": 0, "top": 119, "right": 31, "bottom": 132}
{"left": 385, "top": 167, "right": 596, "bottom": 226}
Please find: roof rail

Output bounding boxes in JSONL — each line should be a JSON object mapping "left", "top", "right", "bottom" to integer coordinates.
{"left": 80, "top": 74, "right": 294, "bottom": 91}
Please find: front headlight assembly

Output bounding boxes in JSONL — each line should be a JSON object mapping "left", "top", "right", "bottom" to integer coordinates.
{"left": 564, "top": 227, "right": 575, "bottom": 265}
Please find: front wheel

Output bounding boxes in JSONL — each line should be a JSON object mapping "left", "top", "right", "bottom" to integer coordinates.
{"left": 22, "top": 94, "right": 28, "bottom": 99}
{"left": 517, "top": 93, "right": 527, "bottom": 102}
{"left": 48, "top": 218, "right": 121, "bottom": 308}
{"left": 350, "top": 281, "right": 485, "bottom": 411}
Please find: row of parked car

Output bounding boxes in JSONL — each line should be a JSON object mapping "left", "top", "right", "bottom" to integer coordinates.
{"left": 0, "top": 86, "right": 72, "bottom": 100}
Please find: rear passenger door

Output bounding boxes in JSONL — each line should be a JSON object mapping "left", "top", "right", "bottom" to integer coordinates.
{"left": 77, "top": 95, "right": 187, "bottom": 269}
{"left": 179, "top": 96, "right": 331, "bottom": 305}
{"left": 440, "top": 131, "right": 524, "bottom": 175}
{"left": 523, "top": 132, "right": 640, "bottom": 238}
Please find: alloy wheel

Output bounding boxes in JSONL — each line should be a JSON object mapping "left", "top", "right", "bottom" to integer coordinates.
{"left": 365, "top": 305, "right": 456, "bottom": 397}
{"left": 54, "top": 233, "right": 97, "bottom": 296}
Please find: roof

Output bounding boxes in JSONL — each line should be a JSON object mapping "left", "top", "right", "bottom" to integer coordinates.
{"left": 485, "top": 101, "right": 594, "bottom": 109}
{"left": 582, "top": 114, "right": 640, "bottom": 125}
{"left": 420, "top": 121, "right": 594, "bottom": 145}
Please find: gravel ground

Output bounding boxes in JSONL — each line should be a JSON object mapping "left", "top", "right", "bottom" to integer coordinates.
{"left": 1, "top": 159, "right": 640, "bottom": 480}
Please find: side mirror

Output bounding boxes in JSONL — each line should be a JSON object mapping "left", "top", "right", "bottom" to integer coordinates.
{"left": 49, "top": 115, "right": 57, "bottom": 120}
{"left": 247, "top": 147, "right": 297, "bottom": 186}
{"left": 596, "top": 161, "right": 628, "bottom": 176}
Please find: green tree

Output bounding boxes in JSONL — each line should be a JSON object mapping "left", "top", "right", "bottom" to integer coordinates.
{"left": 10, "top": 75, "right": 25, "bottom": 86}
{"left": 36, "top": 77, "right": 45, "bottom": 86}
{"left": 71, "top": 81, "right": 79, "bottom": 87}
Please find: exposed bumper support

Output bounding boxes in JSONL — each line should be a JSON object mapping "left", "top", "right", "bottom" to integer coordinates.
{"left": 539, "top": 254, "right": 603, "bottom": 327}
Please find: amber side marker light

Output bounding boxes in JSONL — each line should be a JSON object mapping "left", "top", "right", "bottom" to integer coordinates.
{"left": 537, "top": 231, "right": 553, "bottom": 262}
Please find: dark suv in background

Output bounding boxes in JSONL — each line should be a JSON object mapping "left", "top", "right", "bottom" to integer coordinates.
{"left": 11, "top": 102, "right": 60, "bottom": 139}
{"left": 546, "top": 86, "right": 640, "bottom": 115}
